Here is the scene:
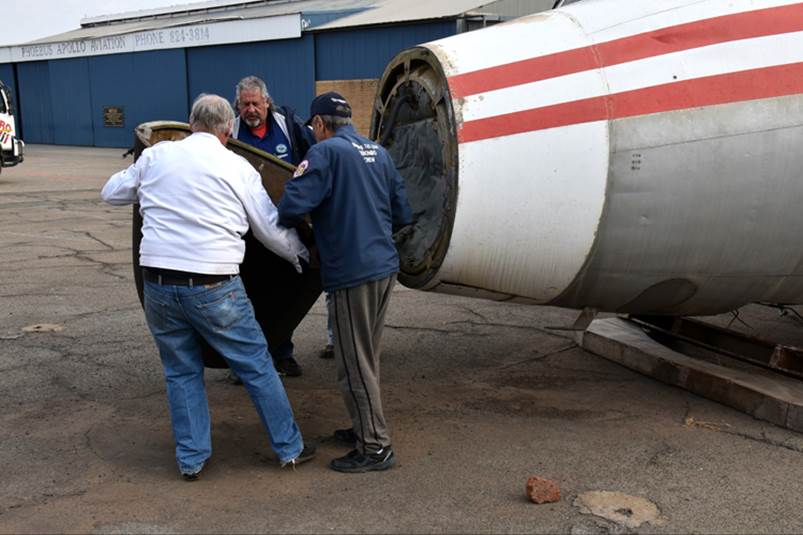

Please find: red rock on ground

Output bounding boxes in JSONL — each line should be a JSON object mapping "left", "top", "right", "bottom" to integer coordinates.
{"left": 526, "top": 476, "right": 561, "bottom": 504}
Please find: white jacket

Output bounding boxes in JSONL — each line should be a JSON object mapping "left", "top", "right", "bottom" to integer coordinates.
{"left": 101, "top": 132, "right": 308, "bottom": 274}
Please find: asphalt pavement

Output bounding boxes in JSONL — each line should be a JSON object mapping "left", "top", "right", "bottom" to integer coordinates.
{"left": 0, "top": 145, "right": 801, "bottom": 534}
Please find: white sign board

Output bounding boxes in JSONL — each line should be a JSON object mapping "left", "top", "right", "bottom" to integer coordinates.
{"left": 0, "top": 14, "right": 301, "bottom": 63}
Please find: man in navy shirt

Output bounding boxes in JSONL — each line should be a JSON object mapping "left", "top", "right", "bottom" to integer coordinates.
{"left": 231, "top": 76, "right": 315, "bottom": 378}
{"left": 278, "top": 92, "right": 413, "bottom": 473}
{"left": 233, "top": 76, "right": 313, "bottom": 166}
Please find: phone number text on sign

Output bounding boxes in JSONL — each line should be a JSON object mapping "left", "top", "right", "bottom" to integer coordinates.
{"left": 169, "top": 27, "right": 211, "bottom": 45}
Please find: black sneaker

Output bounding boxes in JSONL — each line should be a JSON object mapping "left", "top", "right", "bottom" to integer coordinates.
{"left": 333, "top": 428, "right": 358, "bottom": 446}
{"left": 181, "top": 460, "right": 206, "bottom": 481}
{"left": 182, "top": 471, "right": 201, "bottom": 482}
{"left": 319, "top": 345, "right": 335, "bottom": 359}
{"left": 274, "top": 356, "right": 303, "bottom": 377}
{"left": 280, "top": 444, "right": 317, "bottom": 469}
{"left": 329, "top": 447, "right": 395, "bottom": 473}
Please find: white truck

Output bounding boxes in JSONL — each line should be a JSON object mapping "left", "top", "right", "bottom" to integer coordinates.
{"left": 0, "top": 80, "right": 23, "bottom": 172}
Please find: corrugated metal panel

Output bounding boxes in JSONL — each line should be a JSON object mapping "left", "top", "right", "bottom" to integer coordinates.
{"left": 20, "top": 0, "right": 535, "bottom": 44}
{"left": 314, "top": 0, "right": 502, "bottom": 29}
{"left": 303, "top": 10, "right": 368, "bottom": 30}
{"left": 82, "top": 0, "right": 373, "bottom": 27}
{"left": 17, "top": 62, "right": 54, "bottom": 144}
{"left": 28, "top": 1, "right": 374, "bottom": 44}
{"left": 49, "top": 58, "right": 94, "bottom": 146}
{"left": 81, "top": 0, "right": 286, "bottom": 25}
{"left": 10, "top": 0, "right": 552, "bottom": 48}
{"left": 89, "top": 50, "right": 188, "bottom": 148}
{"left": 187, "top": 34, "right": 315, "bottom": 119}
{"left": 481, "top": 0, "right": 555, "bottom": 18}
{"left": 315, "top": 21, "right": 455, "bottom": 80}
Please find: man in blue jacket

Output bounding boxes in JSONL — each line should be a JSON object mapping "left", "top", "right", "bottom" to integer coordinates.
{"left": 233, "top": 76, "right": 314, "bottom": 167}
{"left": 278, "top": 92, "right": 412, "bottom": 473}
{"left": 232, "top": 76, "right": 316, "bottom": 378}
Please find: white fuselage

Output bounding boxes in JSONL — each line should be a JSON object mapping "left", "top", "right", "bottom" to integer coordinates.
{"left": 383, "top": 0, "right": 803, "bottom": 315}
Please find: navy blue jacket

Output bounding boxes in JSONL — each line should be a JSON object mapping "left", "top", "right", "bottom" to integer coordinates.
{"left": 235, "top": 105, "right": 315, "bottom": 165}
{"left": 277, "top": 124, "right": 412, "bottom": 291}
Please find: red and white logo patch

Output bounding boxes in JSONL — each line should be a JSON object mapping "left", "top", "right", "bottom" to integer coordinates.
{"left": 293, "top": 160, "right": 309, "bottom": 178}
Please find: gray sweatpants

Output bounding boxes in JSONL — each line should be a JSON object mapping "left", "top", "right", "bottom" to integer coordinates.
{"left": 331, "top": 275, "right": 395, "bottom": 454}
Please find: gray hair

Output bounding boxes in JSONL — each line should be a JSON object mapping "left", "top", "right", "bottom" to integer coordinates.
{"left": 234, "top": 75, "right": 273, "bottom": 109}
{"left": 189, "top": 93, "right": 235, "bottom": 136}
{"left": 318, "top": 114, "right": 352, "bottom": 132}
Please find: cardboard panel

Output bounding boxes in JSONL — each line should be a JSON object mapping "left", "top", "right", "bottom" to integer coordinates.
{"left": 315, "top": 79, "right": 378, "bottom": 136}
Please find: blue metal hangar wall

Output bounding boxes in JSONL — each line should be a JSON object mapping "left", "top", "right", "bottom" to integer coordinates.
{"left": 0, "top": 0, "right": 553, "bottom": 148}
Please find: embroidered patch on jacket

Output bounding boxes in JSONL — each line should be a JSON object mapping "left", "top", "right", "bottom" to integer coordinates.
{"left": 293, "top": 160, "right": 309, "bottom": 177}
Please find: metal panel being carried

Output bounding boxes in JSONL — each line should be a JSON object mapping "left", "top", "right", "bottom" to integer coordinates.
{"left": 373, "top": 0, "right": 803, "bottom": 316}
{"left": 131, "top": 121, "right": 322, "bottom": 369}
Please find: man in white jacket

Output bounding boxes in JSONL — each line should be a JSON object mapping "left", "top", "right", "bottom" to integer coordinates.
{"left": 101, "top": 93, "right": 315, "bottom": 480}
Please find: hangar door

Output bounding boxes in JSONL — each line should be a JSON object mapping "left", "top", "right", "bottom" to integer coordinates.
{"left": 17, "top": 50, "right": 188, "bottom": 148}
{"left": 18, "top": 58, "right": 93, "bottom": 146}
{"left": 89, "top": 50, "right": 188, "bottom": 148}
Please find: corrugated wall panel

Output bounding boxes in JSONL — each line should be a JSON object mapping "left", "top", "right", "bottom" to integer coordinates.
{"left": 314, "top": 21, "right": 455, "bottom": 80}
{"left": 49, "top": 58, "right": 94, "bottom": 146}
{"left": 187, "top": 35, "right": 315, "bottom": 119}
{"left": 89, "top": 50, "right": 188, "bottom": 148}
{"left": 483, "top": 0, "right": 554, "bottom": 18}
{"left": 17, "top": 61, "right": 54, "bottom": 144}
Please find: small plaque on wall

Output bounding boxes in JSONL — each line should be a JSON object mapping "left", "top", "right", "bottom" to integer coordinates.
{"left": 103, "top": 106, "right": 124, "bottom": 128}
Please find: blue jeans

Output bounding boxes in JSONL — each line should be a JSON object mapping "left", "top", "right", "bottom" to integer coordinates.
{"left": 143, "top": 275, "right": 303, "bottom": 473}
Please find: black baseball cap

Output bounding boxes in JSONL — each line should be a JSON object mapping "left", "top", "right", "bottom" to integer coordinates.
{"left": 306, "top": 91, "right": 352, "bottom": 125}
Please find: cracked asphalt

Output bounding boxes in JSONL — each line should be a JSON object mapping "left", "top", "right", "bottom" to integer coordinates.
{"left": 1, "top": 145, "right": 802, "bottom": 534}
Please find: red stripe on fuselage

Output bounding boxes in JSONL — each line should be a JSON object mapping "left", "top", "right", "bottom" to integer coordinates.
{"left": 448, "top": 2, "right": 803, "bottom": 98}
{"left": 458, "top": 62, "right": 803, "bottom": 143}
